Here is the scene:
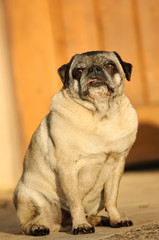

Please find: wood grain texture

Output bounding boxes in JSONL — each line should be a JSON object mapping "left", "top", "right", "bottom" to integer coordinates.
{"left": 136, "top": 0, "right": 159, "bottom": 103}
{"left": 4, "top": 0, "right": 61, "bottom": 149}
{"left": 3, "top": 0, "right": 159, "bottom": 162}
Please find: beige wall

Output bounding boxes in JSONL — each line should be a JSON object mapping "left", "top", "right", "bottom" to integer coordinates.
{"left": 0, "top": 0, "right": 159, "bottom": 191}
{"left": 0, "top": 2, "right": 22, "bottom": 191}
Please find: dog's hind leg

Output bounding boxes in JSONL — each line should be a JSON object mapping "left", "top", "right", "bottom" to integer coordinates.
{"left": 18, "top": 201, "right": 51, "bottom": 235}
{"left": 14, "top": 187, "right": 62, "bottom": 235}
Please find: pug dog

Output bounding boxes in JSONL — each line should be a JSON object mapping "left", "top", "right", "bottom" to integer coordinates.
{"left": 13, "top": 51, "right": 138, "bottom": 236}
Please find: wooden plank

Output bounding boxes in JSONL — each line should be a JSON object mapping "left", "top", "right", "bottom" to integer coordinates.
{"left": 59, "top": 0, "right": 99, "bottom": 58}
{"left": 131, "top": 0, "right": 149, "bottom": 104}
{"left": 48, "top": 0, "right": 68, "bottom": 67}
{"left": 137, "top": 105, "right": 159, "bottom": 127}
{"left": 3, "top": 0, "right": 159, "bottom": 166}
{"left": 97, "top": 0, "right": 144, "bottom": 106}
{"left": 4, "top": 0, "right": 61, "bottom": 152}
{"left": 136, "top": 0, "right": 159, "bottom": 104}
{"left": 127, "top": 105, "right": 159, "bottom": 164}
{"left": 0, "top": 0, "right": 22, "bottom": 190}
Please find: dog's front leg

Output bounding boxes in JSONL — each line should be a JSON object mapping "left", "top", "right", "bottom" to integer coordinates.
{"left": 104, "top": 154, "right": 133, "bottom": 228}
{"left": 56, "top": 160, "right": 95, "bottom": 234}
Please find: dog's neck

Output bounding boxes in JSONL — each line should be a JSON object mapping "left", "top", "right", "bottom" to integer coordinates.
{"left": 93, "top": 94, "right": 123, "bottom": 119}
{"left": 65, "top": 88, "right": 124, "bottom": 120}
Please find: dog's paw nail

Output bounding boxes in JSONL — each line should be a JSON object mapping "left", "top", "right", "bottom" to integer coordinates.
{"left": 73, "top": 225, "right": 95, "bottom": 234}
{"left": 73, "top": 227, "right": 79, "bottom": 235}
{"left": 123, "top": 220, "right": 133, "bottom": 227}
{"left": 90, "top": 226, "right": 95, "bottom": 233}
{"left": 82, "top": 228, "right": 87, "bottom": 234}
{"left": 113, "top": 222, "right": 122, "bottom": 228}
{"left": 82, "top": 226, "right": 95, "bottom": 234}
{"left": 129, "top": 220, "right": 133, "bottom": 226}
{"left": 111, "top": 219, "right": 133, "bottom": 228}
{"left": 30, "top": 225, "right": 50, "bottom": 236}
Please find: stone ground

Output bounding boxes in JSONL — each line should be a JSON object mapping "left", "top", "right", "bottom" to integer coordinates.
{"left": 0, "top": 170, "right": 159, "bottom": 240}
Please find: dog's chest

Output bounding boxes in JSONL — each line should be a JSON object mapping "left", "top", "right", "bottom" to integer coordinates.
{"left": 75, "top": 116, "right": 136, "bottom": 209}
{"left": 78, "top": 113, "right": 136, "bottom": 155}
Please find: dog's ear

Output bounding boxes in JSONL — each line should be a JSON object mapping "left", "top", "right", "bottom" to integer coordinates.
{"left": 58, "top": 54, "right": 78, "bottom": 88}
{"left": 58, "top": 63, "right": 70, "bottom": 89}
{"left": 114, "top": 52, "right": 133, "bottom": 81}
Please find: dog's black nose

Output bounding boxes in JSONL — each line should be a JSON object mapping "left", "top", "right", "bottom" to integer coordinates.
{"left": 88, "top": 65, "right": 102, "bottom": 74}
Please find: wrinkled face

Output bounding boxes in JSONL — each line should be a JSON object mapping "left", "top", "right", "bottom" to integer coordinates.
{"left": 58, "top": 51, "right": 132, "bottom": 101}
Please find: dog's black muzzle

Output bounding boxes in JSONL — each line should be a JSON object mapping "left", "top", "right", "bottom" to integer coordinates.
{"left": 86, "top": 65, "right": 108, "bottom": 87}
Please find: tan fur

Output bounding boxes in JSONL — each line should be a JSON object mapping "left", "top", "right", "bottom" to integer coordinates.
{"left": 14, "top": 51, "right": 138, "bottom": 235}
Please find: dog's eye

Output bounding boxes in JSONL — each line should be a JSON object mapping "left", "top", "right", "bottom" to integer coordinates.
{"left": 73, "top": 68, "right": 84, "bottom": 80}
{"left": 106, "top": 64, "right": 115, "bottom": 69}
{"left": 105, "top": 63, "right": 117, "bottom": 73}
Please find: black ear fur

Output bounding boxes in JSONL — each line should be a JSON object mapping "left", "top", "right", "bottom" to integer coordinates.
{"left": 58, "top": 64, "right": 69, "bottom": 89}
{"left": 114, "top": 52, "right": 133, "bottom": 81}
{"left": 58, "top": 54, "right": 78, "bottom": 89}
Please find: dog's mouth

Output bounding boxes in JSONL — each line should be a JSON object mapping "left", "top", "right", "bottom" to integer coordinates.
{"left": 88, "top": 78, "right": 98, "bottom": 83}
{"left": 87, "top": 78, "right": 114, "bottom": 92}
{"left": 88, "top": 78, "right": 106, "bottom": 87}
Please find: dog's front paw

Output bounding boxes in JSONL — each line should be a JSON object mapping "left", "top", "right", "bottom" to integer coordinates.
{"left": 110, "top": 218, "right": 133, "bottom": 228}
{"left": 73, "top": 224, "right": 95, "bottom": 235}
{"left": 29, "top": 225, "right": 50, "bottom": 236}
